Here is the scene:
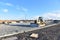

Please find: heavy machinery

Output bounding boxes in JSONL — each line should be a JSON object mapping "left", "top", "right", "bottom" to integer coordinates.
{"left": 35, "top": 17, "right": 46, "bottom": 27}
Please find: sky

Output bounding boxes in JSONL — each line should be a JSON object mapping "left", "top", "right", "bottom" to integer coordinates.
{"left": 0, "top": 0, "right": 60, "bottom": 20}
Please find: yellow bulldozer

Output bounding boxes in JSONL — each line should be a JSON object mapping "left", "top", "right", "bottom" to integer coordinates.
{"left": 34, "top": 17, "right": 46, "bottom": 27}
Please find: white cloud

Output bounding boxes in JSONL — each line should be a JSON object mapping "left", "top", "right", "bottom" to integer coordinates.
{"left": 0, "top": 2, "right": 28, "bottom": 12}
{"left": 3, "top": 9, "right": 8, "bottom": 13}
{"left": 22, "top": 7, "right": 28, "bottom": 12}
{"left": 42, "top": 11, "right": 60, "bottom": 20}
{"left": 15, "top": 6, "right": 28, "bottom": 13}
{"left": 0, "top": 2, "right": 13, "bottom": 6}
{"left": 30, "top": 10, "right": 60, "bottom": 20}
{"left": 5, "top": 3, "right": 13, "bottom": 6}
{"left": 30, "top": 16, "right": 39, "bottom": 20}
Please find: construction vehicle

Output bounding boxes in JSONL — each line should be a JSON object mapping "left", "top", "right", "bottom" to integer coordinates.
{"left": 34, "top": 17, "right": 46, "bottom": 27}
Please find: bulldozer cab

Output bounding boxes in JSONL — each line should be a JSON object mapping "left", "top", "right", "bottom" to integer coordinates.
{"left": 38, "top": 17, "right": 43, "bottom": 22}
{"left": 37, "top": 17, "right": 45, "bottom": 27}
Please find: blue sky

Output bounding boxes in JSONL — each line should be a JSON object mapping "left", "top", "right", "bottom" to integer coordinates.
{"left": 0, "top": 0, "right": 60, "bottom": 20}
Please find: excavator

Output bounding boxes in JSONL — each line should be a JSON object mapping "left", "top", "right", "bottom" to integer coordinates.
{"left": 34, "top": 17, "right": 46, "bottom": 27}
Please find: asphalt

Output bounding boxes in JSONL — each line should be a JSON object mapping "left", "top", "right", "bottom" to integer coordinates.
{"left": 1, "top": 23, "right": 60, "bottom": 40}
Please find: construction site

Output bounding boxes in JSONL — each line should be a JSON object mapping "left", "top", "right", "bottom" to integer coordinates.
{"left": 0, "top": 17, "right": 60, "bottom": 40}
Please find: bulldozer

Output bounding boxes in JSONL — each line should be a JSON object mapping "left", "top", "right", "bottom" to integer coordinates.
{"left": 34, "top": 17, "right": 46, "bottom": 27}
